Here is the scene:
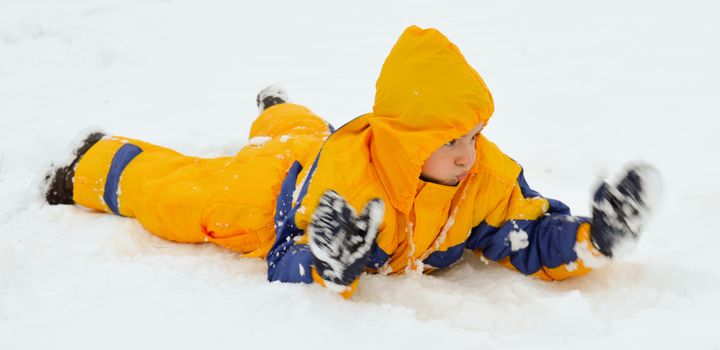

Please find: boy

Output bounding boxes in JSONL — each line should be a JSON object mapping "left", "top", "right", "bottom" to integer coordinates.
{"left": 45, "top": 26, "right": 659, "bottom": 298}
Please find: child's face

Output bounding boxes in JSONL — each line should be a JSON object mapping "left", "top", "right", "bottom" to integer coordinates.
{"left": 420, "top": 123, "right": 484, "bottom": 186}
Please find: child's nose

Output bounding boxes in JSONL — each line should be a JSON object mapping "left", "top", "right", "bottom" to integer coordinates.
{"left": 455, "top": 143, "right": 475, "bottom": 167}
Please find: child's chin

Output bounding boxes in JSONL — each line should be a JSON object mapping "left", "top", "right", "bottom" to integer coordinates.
{"left": 438, "top": 178, "right": 459, "bottom": 186}
{"left": 420, "top": 174, "right": 458, "bottom": 187}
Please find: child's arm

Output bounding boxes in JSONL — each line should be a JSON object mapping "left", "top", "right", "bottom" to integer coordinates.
{"left": 466, "top": 165, "right": 658, "bottom": 281}
{"left": 264, "top": 159, "right": 384, "bottom": 298}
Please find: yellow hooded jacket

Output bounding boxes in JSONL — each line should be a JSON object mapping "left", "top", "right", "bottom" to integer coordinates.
{"left": 269, "top": 26, "right": 605, "bottom": 296}
{"left": 72, "top": 26, "right": 606, "bottom": 298}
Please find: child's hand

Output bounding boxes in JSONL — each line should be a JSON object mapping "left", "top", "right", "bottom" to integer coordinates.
{"left": 590, "top": 164, "right": 662, "bottom": 258}
{"left": 308, "top": 190, "right": 384, "bottom": 290}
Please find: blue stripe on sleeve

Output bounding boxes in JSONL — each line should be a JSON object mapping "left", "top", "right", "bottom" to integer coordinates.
{"left": 273, "top": 161, "right": 303, "bottom": 234}
{"left": 103, "top": 143, "right": 143, "bottom": 216}
{"left": 367, "top": 242, "right": 391, "bottom": 270}
{"left": 423, "top": 243, "right": 466, "bottom": 269}
{"left": 468, "top": 217, "right": 587, "bottom": 275}
{"left": 517, "top": 169, "right": 571, "bottom": 215}
{"left": 466, "top": 167, "right": 590, "bottom": 275}
{"left": 268, "top": 243, "right": 314, "bottom": 284}
{"left": 466, "top": 222, "right": 500, "bottom": 251}
{"left": 267, "top": 155, "right": 321, "bottom": 283}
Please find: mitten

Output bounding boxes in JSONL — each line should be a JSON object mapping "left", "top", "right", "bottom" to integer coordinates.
{"left": 308, "top": 190, "right": 384, "bottom": 290}
{"left": 591, "top": 164, "right": 661, "bottom": 258}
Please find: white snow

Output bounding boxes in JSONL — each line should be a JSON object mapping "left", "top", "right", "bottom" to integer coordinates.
{"left": 574, "top": 240, "right": 610, "bottom": 269}
{"left": 508, "top": 229, "right": 529, "bottom": 251}
{"left": 2, "top": 0, "right": 720, "bottom": 349}
{"left": 247, "top": 136, "right": 271, "bottom": 146}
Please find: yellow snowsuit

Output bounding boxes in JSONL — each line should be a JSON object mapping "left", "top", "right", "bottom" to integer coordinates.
{"left": 72, "top": 26, "right": 606, "bottom": 298}
{"left": 73, "top": 103, "right": 331, "bottom": 258}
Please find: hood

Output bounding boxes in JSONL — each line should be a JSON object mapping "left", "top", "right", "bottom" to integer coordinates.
{"left": 368, "top": 25, "right": 495, "bottom": 214}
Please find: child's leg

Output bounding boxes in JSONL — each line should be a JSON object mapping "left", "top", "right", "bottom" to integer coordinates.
{"left": 72, "top": 136, "right": 207, "bottom": 242}
{"left": 249, "top": 102, "right": 334, "bottom": 140}
{"left": 68, "top": 102, "right": 330, "bottom": 257}
{"left": 70, "top": 135, "right": 280, "bottom": 255}
{"left": 71, "top": 136, "right": 186, "bottom": 215}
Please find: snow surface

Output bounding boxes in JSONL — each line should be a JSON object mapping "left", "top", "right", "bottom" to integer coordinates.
{"left": 2, "top": 0, "right": 720, "bottom": 348}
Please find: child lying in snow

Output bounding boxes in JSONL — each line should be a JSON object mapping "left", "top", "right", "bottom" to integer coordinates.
{"left": 44, "top": 26, "right": 660, "bottom": 298}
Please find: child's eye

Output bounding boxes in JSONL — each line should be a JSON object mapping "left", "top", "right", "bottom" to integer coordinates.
{"left": 445, "top": 139, "right": 457, "bottom": 146}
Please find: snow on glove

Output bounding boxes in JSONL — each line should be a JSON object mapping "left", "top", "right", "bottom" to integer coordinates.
{"left": 591, "top": 164, "right": 662, "bottom": 258}
{"left": 308, "top": 190, "right": 384, "bottom": 291}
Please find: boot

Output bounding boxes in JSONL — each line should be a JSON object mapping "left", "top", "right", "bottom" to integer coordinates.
{"left": 44, "top": 131, "right": 106, "bottom": 205}
{"left": 256, "top": 85, "right": 288, "bottom": 112}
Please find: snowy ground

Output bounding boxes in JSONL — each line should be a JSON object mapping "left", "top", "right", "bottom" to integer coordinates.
{"left": 2, "top": 0, "right": 719, "bottom": 348}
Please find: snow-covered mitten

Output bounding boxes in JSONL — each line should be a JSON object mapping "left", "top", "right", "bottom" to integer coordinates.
{"left": 590, "top": 164, "right": 661, "bottom": 258}
{"left": 308, "top": 190, "right": 384, "bottom": 291}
